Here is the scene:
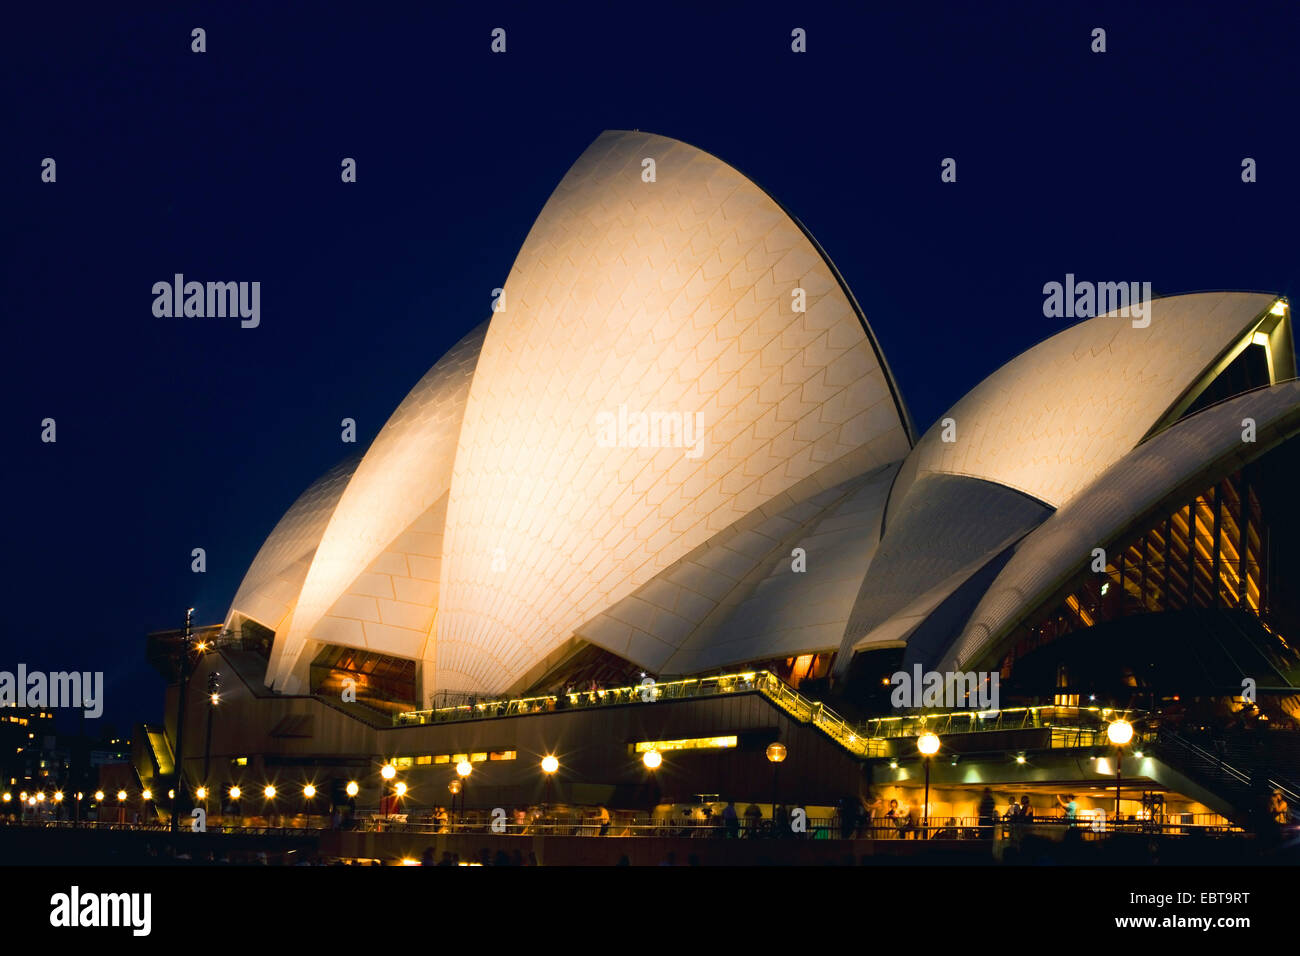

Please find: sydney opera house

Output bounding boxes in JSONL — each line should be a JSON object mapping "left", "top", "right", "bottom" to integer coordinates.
{"left": 140, "top": 131, "right": 1299, "bottom": 859}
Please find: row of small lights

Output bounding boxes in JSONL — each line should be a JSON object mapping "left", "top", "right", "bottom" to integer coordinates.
{"left": 3, "top": 789, "right": 149, "bottom": 806}
{"left": 2, "top": 751, "right": 667, "bottom": 809}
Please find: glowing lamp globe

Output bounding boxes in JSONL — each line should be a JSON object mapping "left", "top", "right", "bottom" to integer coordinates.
{"left": 1107, "top": 719, "right": 1134, "bottom": 746}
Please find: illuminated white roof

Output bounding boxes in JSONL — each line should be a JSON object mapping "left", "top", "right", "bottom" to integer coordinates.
{"left": 431, "top": 130, "right": 911, "bottom": 693}
{"left": 887, "top": 292, "right": 1279, "bottom": 517}
{"left": 945, "top": 380, "right": 1300, "bottom": 671}
{"left": 268, "top": 324, "right": 485, "bottom": 690}
{"left": 227, "top": 455, "right": 358, "bottom": 634}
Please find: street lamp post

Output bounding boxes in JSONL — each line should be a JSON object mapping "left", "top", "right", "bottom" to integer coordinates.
{"left": 380, "top": 763, "right": 397, "bottom": 821}
{"left": 766, "top": 742, "right": 787, "bottom": 838}
{"left": 170, "top": 607, "right": 196, "bottom": 834}
{"left": 203, "top": 671, "right": 220, "bottom": 788}
{"left": 456, "top": 760, "right": 472, "bottom": 830}
{"left": 541, "top": 755, "right": 558, "bottom": 829}
{"left": 1108, "top": 719, "right": 1133, "bottom": 829}
{"left": 448, "top": 779, "right": 461, "bottom": 832}
{"left": 302, "top": 784, "right": 315, "bottom": 829}
{"left": 917, "top": 732, "right": 941, "bottom": 839}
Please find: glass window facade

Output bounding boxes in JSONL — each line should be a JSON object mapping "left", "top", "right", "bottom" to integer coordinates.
{"left": 1004, "top": 468, "right": 1268, "bottom": 672}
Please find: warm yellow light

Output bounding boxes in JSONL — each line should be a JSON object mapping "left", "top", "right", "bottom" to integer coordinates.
{"left": 76, "top": 792, "right": 83, "bottom": 800}
{"left": 28, "top": 797, "right": 36, "bottom": 806}
{"left": 1252, "top": 331, "right": 1271, "bottom": 347}
{"left": 229, "top": 786, "right": 241, "bottom": 800}
{"left": 195, "top": 787, "right": 208, "bottom": 800}
{"left": 140, "top": 790, "right": 151, "bottom": 801}
{"left": 19, "top": 791, "right": 28, "bottom": 801}
{"left": 541, "top": 755, "right": 559, "bottom": 775}
{"left": 448, "top": 780, "right": 461, "bottom": 795}
{"left": 1, "top": 793, "right": 9, "bottom": 802}
{"left": 93, "top": 790, "right": 104, "bottom": 802}
{"left": 168, "top": 790, "right": 175, "bottom": 799}
{"left": 1270, "top": 300, "right": 1288, "bottom": 316}
{"left": 210, "top": 693, "right": 220, "bottom": 705}
{"left": 643, "top": 750, "right": 662, "bottom": 770}
{"left": 400, "top": 858, "right": 420, "bottom": 866}
{"left": 917, "top": 732, "right": 941, "bottom": 756}
{"left": 765, "top": 742, "right": 787, "bottom": 763}
{"left": 116, "top": 790, "right": 127, "bottom": 802}
{"left": 456, "top": 760, "right": 472, "bottom": 778}
{"left": 1107, "top": 719, "right": 1134, "bottom": 746}
{"left": 394, "top": 782, "right": 407, "bottom": 797}
{"left": 635, "top": 735, "right": 738, "bottom": 753}
{"left": 1015, "top": 755, "right": 1026, "bottom": 764}
{"left": 196, "top": 642, "right": 207, "bottom": 652}
{"left": 381, "top": 764, "right": 397, "bottom": 780}
{"left": 36, "top": 792, "right": 45, "bottom": 802}
{"left": 53, "top": 791, "right": 64, "bottom": 802}
{"left": 346, "top": 781, "right": 359, "bottom": 797}
{"left": 303, "top": 785, "right": 316, "bottom": 799}
{"left": 263, "top": 785, "right": 276, "bottom": 799}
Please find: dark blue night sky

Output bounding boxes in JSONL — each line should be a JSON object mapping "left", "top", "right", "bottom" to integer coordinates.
{"left": 3, "top": 2, "right": 1296, "bottom": 729}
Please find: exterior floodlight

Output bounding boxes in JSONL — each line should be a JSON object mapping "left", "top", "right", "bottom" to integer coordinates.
{"left": 263, "top": 785, "right": 276, "bottom": 799}
{"left": 94, "top": 791, "right": 104, "bottom": 802}
{"left": 195, "top": 787, "right": 208, "bottom": 800}
{"left": 1107, "top": 719, "right": 1133, "bottom": 746}
{"left": 116, "top": 790, "right": 127, "bottom": 802}
{"left": 303, "top": 785, "right": 316, "bottom": 799}
{"left": 643, "top": 750, "right": 662, "bottom": 770}
{"left": 54, "top": 791, "right": 64, "bottom": 802}
{"left": 456, "top": 760, "right": 472, "bottom": 778}
{"left": 381, "top": 764, "right": 397, "bottom": 780}
{"left": 765, "top": 742, "right": 787, "bottom": 763}
{"left": 917, "top": 732, "right": 941, "bottom": 756}
{"left": 346, "top": 781, "right": 359, "bottom": 797}
{"left": 229, "top": 786, "right": 241, "bottom": 800}
{"left": 541, "top": 755, "right": 559, "bottom": 774}
{"left": 140, "top": 790, "right": 152, "bottom": 801}
{"left": 394, "top": 782, "right": 407, "bottom": 797}
{"left": 1270, "top": 300, "right": 1288, "bottom": 316}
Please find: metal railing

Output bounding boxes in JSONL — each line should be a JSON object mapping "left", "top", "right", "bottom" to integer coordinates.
{"left": 393, "top": 670, "right": 892, "bottom": 757}
{"left": 6, "top": 812, "right": 1250, "bottom": 839}
{"left": 856, "top": 705, "right": 1146, "bottom": 742}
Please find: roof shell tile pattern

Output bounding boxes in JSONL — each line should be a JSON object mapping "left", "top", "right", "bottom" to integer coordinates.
{"left": 577, "top": 462, "right": 898, "bottom": 676}
{"left": 432, "top": 130, "right": 911, "bottom": 693}
{"left": 886, "top": 292, "right": 1279, "bottom": 519}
